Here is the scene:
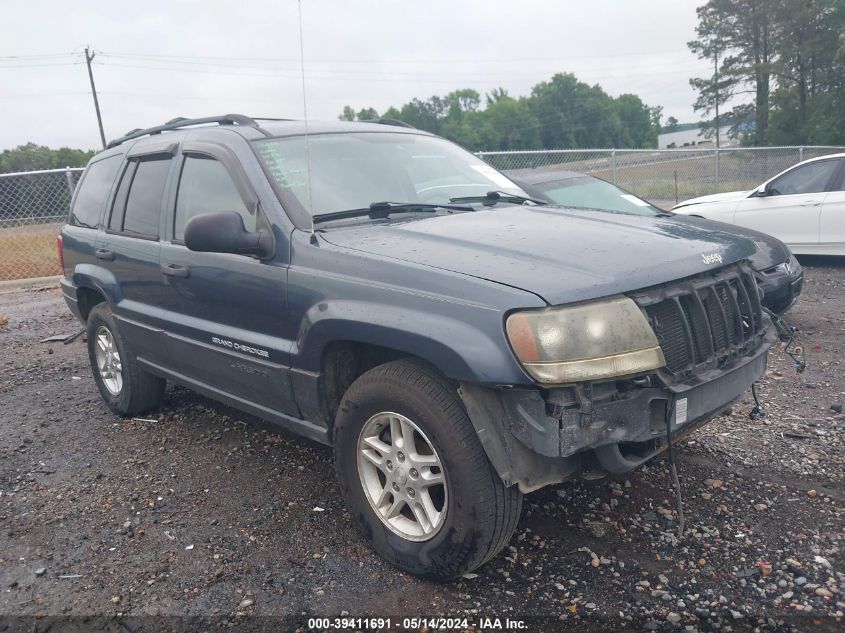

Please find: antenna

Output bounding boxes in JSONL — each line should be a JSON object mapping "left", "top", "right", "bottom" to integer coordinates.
{"left": 297, "top": 0, "right": 315, "bottom": 235}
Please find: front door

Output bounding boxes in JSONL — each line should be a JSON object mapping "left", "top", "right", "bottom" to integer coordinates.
{"left": 734, "top": 158, "right": 842, "bottom": 249}
{"left": 157, "top": 148, "right": 298, "bottom": 417}
{"left": 819, "top": 160, "right": 845, "bottom": 253}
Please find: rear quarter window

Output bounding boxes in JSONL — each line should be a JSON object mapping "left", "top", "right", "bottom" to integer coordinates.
{"left": 70, "top": 155, "right": 122, "bottom": 228}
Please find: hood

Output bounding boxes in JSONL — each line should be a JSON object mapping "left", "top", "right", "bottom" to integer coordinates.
{"left": 674, "top": 190, "right": 751, "bottom": 210}
{"left": 319, "top": 205, "right": 759, "bottom": 305}
{"left": 678, "top": 215, "right": 790, "bottom": 270}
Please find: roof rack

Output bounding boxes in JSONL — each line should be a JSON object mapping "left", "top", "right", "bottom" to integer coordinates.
{"left": 106, "top": 114, "right": 261, "bottom": 149}
{"left": 363, "top": 118, "right": 416, "bottom": 129}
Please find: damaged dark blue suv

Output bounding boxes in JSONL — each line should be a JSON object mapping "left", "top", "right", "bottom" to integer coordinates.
{"left": 60, "top": 115, "right": 775, "bottom": 580}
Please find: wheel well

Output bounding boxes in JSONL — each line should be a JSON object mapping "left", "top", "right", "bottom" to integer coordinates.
{"left": 320, "top": 341, "right": 412, "bottom": 423}
{"left": 76, "top": 287, "right": 107, "bottom": 322}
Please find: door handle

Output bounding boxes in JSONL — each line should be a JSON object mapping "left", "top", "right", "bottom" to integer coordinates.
{"left": 160, "top": 263, "right": 190, "bottom": 278}
{"left": 95, "top": 248, "right": 114, "bottom": 261}
{"left": 800, "top": 200, "right": 821, "bottom": 207}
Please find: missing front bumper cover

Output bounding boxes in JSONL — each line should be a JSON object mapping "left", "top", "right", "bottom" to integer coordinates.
{"left": 459, "top": 330, "right": 772, "bottom": 492}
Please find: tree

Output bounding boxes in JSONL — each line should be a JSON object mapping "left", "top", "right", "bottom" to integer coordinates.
{"left": 338, "top": 105, "right": 356, "bottom": 121}
{"left": 766, "top": 0, "right": 845, "bottom": 144}
{"left": 356, "top": 107, "right": 379, "bottom": 121}
{"left": 335, "top": 71, "right": 661, "bottom": 150}
{"left": 689, "top": 2, "right": 735, "bottom": 146}
{"left": 689, "top": 0, "right": 845, "bottom": 146}
{"left": 664, "top": 116, "right": 680, "bottom": 133}
{"left": 483, "top": 96, "right": 541, "bottom": 150}
{"left": 485, "top": 87, "right": 510, "bottom": 105}
{"left": 688, "top": 0, "right": 780, "bottom": 146}
{"left": 445, "top": 89, "right": 481, "bottom": 118}
{"left": 338, "top": 105, "right": 380, "bottom": 121}
{"left": 0, "top": 143, "right": 94, "bottom": 174}
{"left": 617, "top": 94, "right": 659, "bottom": 147}
{"left": 530, "top": 73, "right": 629, "bottom": 148}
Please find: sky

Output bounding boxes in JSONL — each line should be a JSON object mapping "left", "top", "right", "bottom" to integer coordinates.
{"left": 0, "top": 0, "right": 713, "bottom": 151}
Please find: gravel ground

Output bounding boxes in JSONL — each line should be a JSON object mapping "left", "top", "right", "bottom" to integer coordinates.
{"left": 0, "top": 259, "right": 843, "bottom": 632}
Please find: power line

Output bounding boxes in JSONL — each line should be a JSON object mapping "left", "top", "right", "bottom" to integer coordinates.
{"left": 93, "top": 53, "right": 705, "bottom": 77}
{"left": 0, "top": 52, "right": 77, "bottom": 60}
{"left": 90, "top": 60, "right": 705, "bottom": 84}
{"left": 97, "top": 47, "right": 689, "bottom": 65}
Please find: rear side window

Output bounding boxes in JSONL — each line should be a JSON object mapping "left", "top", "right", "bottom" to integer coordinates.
{"left": 70, "top": 155, "right": 121, "bottom": 228}
{"left": 174, "top": 155, "right": 252, "bottom": 240}
{"left": 111, "top": 157, "right": 171, "bottom": 238}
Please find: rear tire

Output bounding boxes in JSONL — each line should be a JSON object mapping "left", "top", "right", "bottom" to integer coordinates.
{"left": 86, "top": 303, "right": 165, "bottom": 416}
{"left": 334, "top": 359, "right": 522, "bottom": 580}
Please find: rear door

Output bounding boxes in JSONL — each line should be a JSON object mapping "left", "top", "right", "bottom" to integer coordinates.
{"left": 62, "top": 153, "right": 123, "bottom": 273}
{"left": 97, "top": 143, "right": 175, "bottom": 365}
{"left": 819, "top": 159, "right": 845, "bottom": 254}
{"left": 733, "top": 158, "right": 841, "bottom": 248}
{"left": 157, "top": 141, "right": 298, "bottom": 417}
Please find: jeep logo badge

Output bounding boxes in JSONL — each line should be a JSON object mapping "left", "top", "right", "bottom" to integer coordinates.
{"left": 702, "top": 252, "right": 723, "bottom": 265}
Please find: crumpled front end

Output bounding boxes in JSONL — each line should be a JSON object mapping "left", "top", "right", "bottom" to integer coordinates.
{"left": 460, "top": 263, "right": 776, "bottom": 493}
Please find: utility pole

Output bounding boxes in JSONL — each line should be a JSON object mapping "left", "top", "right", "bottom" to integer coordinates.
{"left": 84, "top": 47, "right": 107, "bottom": 149}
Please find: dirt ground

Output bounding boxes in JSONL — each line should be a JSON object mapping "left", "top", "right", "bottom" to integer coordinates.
{"left": 0, "top": 259, "right": 843, "bottom": 632}
{"left": 0, "top": 223, "right": 62, "bottom": 281}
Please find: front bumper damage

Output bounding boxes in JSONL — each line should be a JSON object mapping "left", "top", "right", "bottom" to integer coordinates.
{"left": 757, "top": 267, "right": 804, "bottom": 315}
{"left": 459, "top": 325, "right": 776, "bottom": 494}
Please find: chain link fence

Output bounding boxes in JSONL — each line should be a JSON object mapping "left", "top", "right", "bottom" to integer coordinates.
{"left": 1, "top": 146, "right": 844, "bottom": 281}
{"left": 479, "top": 146, "right": 845, "bottom": 210}
{"left": 0, "top": 168, "right": 82, "bottom": 282}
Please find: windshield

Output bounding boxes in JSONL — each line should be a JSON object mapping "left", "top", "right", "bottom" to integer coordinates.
{"left": 532, "top": 176, "right": 662, "bottom": 216}
{"left": 254, "top": 132, "right": 526, "bottom": 217}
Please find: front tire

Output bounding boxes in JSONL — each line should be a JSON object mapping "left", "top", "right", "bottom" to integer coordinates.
{"left": 334, "top": 359, "right": 522, "bottom": 580}
{"left": 86, "top": 303, "right": 165, "bottom": 416}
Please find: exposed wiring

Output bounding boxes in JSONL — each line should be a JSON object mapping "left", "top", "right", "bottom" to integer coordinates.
{"left": 749, "top": 308, "right": 806, "bottom": 420}
{"left": 749, "top": 382, "right": 762, "bottom": 420}
{"left": 763, "top": 306, "right": 807, "bottom": 373}
{"left": 665, "top": 401, "right": 685, "bottom": 540}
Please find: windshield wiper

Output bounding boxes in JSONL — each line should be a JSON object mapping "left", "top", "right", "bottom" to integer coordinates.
{"left": 312, "top": 201, "right": 473, "bottom": 225}
{"left": 449, "top": 190, "right": 546, "bottom": 206}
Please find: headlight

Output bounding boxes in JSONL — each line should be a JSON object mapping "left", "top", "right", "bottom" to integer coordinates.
{"left": 505, "top": 296, "right": 666, "bottom": 383}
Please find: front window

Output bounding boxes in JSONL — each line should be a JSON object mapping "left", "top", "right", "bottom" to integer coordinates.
{"left": 254, "top": 132, "right": 524, "bottom": 217}
{"left": 768, "top": 159, "right": 840, "bottom": 196}
{"left": 174, "top": 156, "right": 253, "bottom": 240}
{"left": 532, "top": 176, "right": 662, "bottom": 217}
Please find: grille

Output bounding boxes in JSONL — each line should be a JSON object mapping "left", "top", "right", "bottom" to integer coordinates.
{"left": 636, "top": 266, "right": 765, "bottom": 378}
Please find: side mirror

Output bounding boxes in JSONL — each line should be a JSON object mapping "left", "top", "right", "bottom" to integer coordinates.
{"left": 184, "top": 211, "right": 271, "bottom": 257}
{"left": 752, "top": 184, "right": 769, "bottom": 197}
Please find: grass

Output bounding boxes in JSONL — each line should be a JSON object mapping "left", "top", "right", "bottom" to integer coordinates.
{"left": 0, "top": 223, "right": 62, "bottom": 281}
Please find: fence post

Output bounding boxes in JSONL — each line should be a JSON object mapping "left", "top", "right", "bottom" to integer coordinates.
{"left": 714, "top": 148, "right": 721, "bottom": 193}
{"left": 611, "top": 150, "right": 617, "bottom": 184}
{"left": 64, "top": 166, "right": 75, "bottom": 197}
{"left": 799, "top": 146, "right": 804, "bottom": 163}
{"left": 674, "top": 171, "right": 679, "bottom": 206}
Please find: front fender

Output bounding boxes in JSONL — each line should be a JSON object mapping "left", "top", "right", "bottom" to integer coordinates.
{"left": 296, "top": 299, "right": 531, "bottom": 385}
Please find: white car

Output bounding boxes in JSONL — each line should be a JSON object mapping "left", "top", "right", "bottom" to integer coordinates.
{"left": 673, "top": 153, "right": 845, "bottom": 255}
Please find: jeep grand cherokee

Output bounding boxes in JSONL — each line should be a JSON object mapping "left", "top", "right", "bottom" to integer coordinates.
{"left": 59, "top": 114, "right": 775, "bottom": 580}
